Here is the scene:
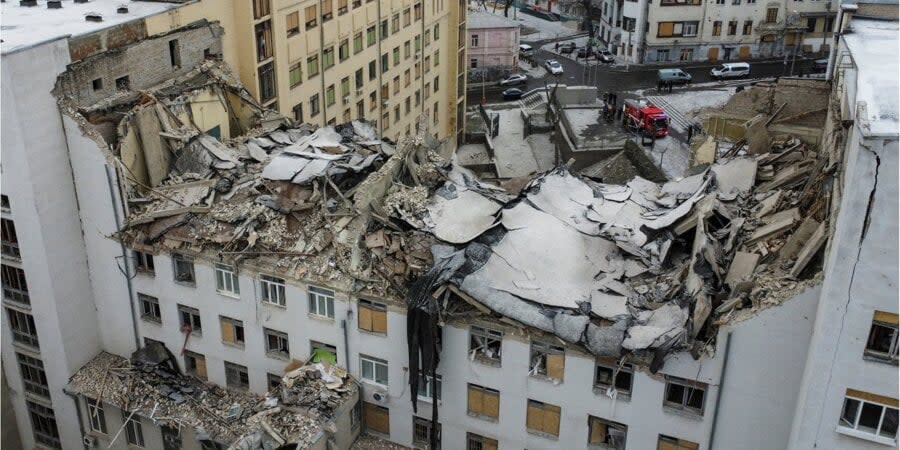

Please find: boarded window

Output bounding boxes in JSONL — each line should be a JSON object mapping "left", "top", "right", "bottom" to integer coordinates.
{"left": 363, "top": 402, "right": 390, "bottom": 435}
{"left": 184, "top": 351, "right": 207, "bottom": 380}
{"left": 530, "top": 341, "right": 565, "bottom": 381}
{"left": 526, "top": 399, "right": 561, "bottom": 437}
{"left": 358, "top": 299, "right": 388, "bottom": 333}
{"left": 220, "top": 316, "right": 245, "bottom": 346}
{"left": 658, "top": 435, "right": 699, "bottom": 450}
{"left": 467, "top": 384, "right": 500, "bottom": 420}
{"left": 657, "top": 22, "right": 675, "bottom": 37}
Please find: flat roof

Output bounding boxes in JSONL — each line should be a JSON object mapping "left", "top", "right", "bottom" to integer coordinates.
{"left": 843, "top": 18, "right": 899, "bottom": 136}
{"left": 467, "top": 11, "right": 519, "bottom": 29}
{"left": 1, "top": 0, "right": 183, "bottom": 55}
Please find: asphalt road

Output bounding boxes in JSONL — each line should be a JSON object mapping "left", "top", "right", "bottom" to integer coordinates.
{"left": 468, "top": 48, "right": 816, "bottom": 105}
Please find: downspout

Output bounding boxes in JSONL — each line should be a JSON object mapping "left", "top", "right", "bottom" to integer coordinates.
{"left": 63, "top": 387, "right": 90, "bottom": 450}
{"left": 105, "top": 164, "right": 141, "bottom": 350}
{"left": 708, "top": 330, "right": 732, "bottom": 449}
{"left": 319, "top": 0, "right": 327, "bottom": 127}
{"left": 341, "top": 315, "right": 352, "bottom": 370}
{"left": 376, "top": 0, "right": 384, "bottom": 136}
{"left": 825, "top": 4, "right": 855, "bottom": 81}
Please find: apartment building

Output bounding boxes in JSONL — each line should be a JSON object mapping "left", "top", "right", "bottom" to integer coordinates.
{"left": 614, "top": 0, "right": 837, "bottom": 62}
{"left": 466, "top": 11, "right": 520, "bottom": 68}
{"left": 141, "top": 0, "right": 467, "bottom": 150}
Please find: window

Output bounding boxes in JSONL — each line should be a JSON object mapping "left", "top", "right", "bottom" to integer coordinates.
{"left": 357, "top": 100, "right": 364, "bottom": 118}
{"left": 369, "top": 60, "right": 377, "bottom": 80}
{"left": 865, "top": 312, "right": 898, "bottom": 363}
{"left": 258, "top": 61, "right": 276, "bottom": 101}
{"left": 305, "top": 5, "right": 318, "bottom": 29}
{"left": 133, "top": 250, "right": 154, "bottom": 274}
{"left": 178, "top": 305, "right": 202, "bottom": 335}
{"left": 139, "top": 294, "right": 161, "bottom": 324}
{"left": 470, "top": 34, "right": 479, "bottom": 47}
{"left": 664, "top": 377, "right": 707, "bottom": 416}
{"left": 412, "top": 417, "right": 441, "bottom": 448}
{"left": 415, "top": 90, "right": 421, "bottom": 105}
{"left": 168, "top": 39, "right": 181, "bottom": 67}
{"left": 353, "top": 0, "right": 361, "bottom": 7}
{"left": 392, "top": 13, "right": 400, "bottom": 33}
{"left": 124, "top": 412, "right": 145, "bottom": 447}
{"left": 766, "top": 7, "right": 778, "bottom": 23}
{"left": 433, "top": 50, "right": 439, "bottom": 68}
{"left": 530, "top": 341, "right": 565, "bottom": 380}
{"left": 404, "top": 8, "right": 412, "bottom": 26}
{"left": 417, "top": 372, "right": 442, "bottom": 401}
{"left": 424, "top": 82, "right": 431, "bottom": 99}
{"left": 286, "top": 11, "right": 300, "bottom": 36}
{"left": 434, "top": 24, "right": 440, "bottom": 40}
{"left": 2, "top": 264, "right": 29, "bottom": 304}
{"left": 393, "top": 76, "right": 400, "bottom": 95}
{"left": 381, "top": 53, "right": 389, "bottom": 73}
{"left": 1, "top": 218, "right": 20, "bottom": 258}
{"left": 115, "top": 76, "right": 130, "bottom": 90}
{"left": 393, "top": 47, "right": 400, "bottom": 65}
{"left": 466, "top": 433, "right": 498, "bottom": 450}
{"left": 27, "top": 401, "right": 60, "bottom": 449}
{"left": 395, "top": 106, "right": 400, "bottom": 122}
{"left": 17, "top": 353, "right": 49, "bottom": 398}
{"left": 310, "top": 94, "right": 320, "bottom": 116}
{"left": 623, "top": 17, "right": 636, "bottom": 32}
{"left": 323, "top": 47, "right": 335, "bottom": 70}
{"left": 405, "top": 97, "right": 411, "bottom": 114}
{"left": 370, "top": 91, "right": 377, "bottom": 111}
{"left": 310, "top": 341, "right": 337, "bottom": 363}
{"left": 363, "top": 402, "right": 390, "bottom": 435}
{"left": 355, "top": 69, "right": 364, "bottom": 90}
{"left": 255, "top": 274, "right": 286, "bottom": 307}
{"left": 467, "top": 384, "right": 500, "bottom": 420}
{"left": 267, "top": 373, "right": 282, "bottom": 391}
{"left": 367, "top": 25, "right": 376, "bottom": 46}
{"left": 255, "top": 21, "right": 273, "bottom": 61}
{"left": 433, "top": 102, "right": 438, "bottom": 124}
{"left": 825, "top": 17, "right": 834, "bottom": 31}
{"left": 308, "top": 285, "right": 335, "bottom": 318}
{"left": 381, "top": 19, "right": 389, "bottom": 38}
{"left": 339, "top": 40, "right": 349, "bottom": 62}
{"left": 253, "top": 0, "right": 270, "bottom": 18}
{"left": 728, "top": 20, "right": 738, "bottom": 35}
{"left": 526, "top": 399, "right": 561, "bottom": 437}
{"left": 351, "top": 401, "right": 362, "bottom": 430}
{"left": 293, "top": 103, "right": 303, "bottom": 122}
{"left": 424, "top": 56, "right": 431, "bottom": 74}
{"left": 588, "top": 416, "right": 627, "bottom": 449}
{"left": 220, "top": 316, "right": 245, "bottom": 346}
{"left": 660, "top": 0, "right": 701, "bottom": 5}
{"left": 1, "top": 195, "right": 9, "bottom": 211}
{"left": 657, "top": 21, "right": 699, "bottom": 37}
{"left": 414, "top": 2, "right": 422, "bottom": 20}
{"left": 184, "top": 350, "right": 207, "bottom": 380}
{"left": 658, "top": 435, "right": 699, "bottom": 450}
{"left": 214, "top": 264, "right": 240, "bottom": 296}
{"left": 354, "top": 32, "right": 363, "bottom": 54}
{"left": 434, "top": 76, "right": 439, "bottom": 92}
{"left": 839, "top": 389, "right": 899, "bottom": 444}
{"left": 87, "top": 398, "right": 108, "bottom": 433}
{"left": 92, "top": 78, "right": 103, "bottom": 91}
{"left": 743, "top": 20, "right": 753, "bottom": 35}
{"left": 358, "top": 299, "right": 387, "bottom": 333}
{"left": 712, "top": 21, "right": 722, "bottom": 36}
{"left": 7, "top": 308, "right": 39, "bottom": 348}
{"left": 172, "top": 253, "right": 195, "bottom": 284}
{"left": 338, "top": 0, "right": 348, "bottom": 14}
{"left": 594, "top": 359, "right": 633, "bottom": 396}
{"left": 264, "top": 328, "right": 290, "bottom": 359}
{"left": 341, "top": 77, "right": 351, "bottom": 100}
{"left": 424, "top": 29, "right": 431, "bottom": 46}
{"left": 224, "top": 361, "right": 249, "bottom": 390}
{"left": 382, "top": 112, "right": 389, "bottom": 128}
{"left": 415, "top": 35, "right": 421, "bottom": 52}
{"left": 289, "top": 63, "right": 303, "bottom": 88}
{"left": 360, "top": 355, "right": 388, "bottom": 385}
{"left": 680, "top": 48, "right": 694, "bottom": 61}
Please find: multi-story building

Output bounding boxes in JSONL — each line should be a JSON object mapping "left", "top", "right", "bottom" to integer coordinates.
{"left": 466, "top": 11, "right": 520, "bottom": 69}
{"left": 615, "top": 0, "right": 837, "bottom": 63}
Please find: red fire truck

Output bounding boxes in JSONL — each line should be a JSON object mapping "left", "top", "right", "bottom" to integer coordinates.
{"left": 623, "top": 99, "right": 669, "bottom": 137}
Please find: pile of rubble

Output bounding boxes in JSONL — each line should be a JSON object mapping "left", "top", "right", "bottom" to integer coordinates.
{"left": 67, "top": 343, "right": 356, "bottom": 449}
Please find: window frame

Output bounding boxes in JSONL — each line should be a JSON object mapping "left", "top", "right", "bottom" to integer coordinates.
{"left": 466, "top": 432, "right": 498, "bottom": 450}
{"left": 215, "top": 263, "right": 240, "bottom": 297}
{"left": 526, "top": 399, "right": 561, "bottom": 438}
{"left": 184, "top": 350, "right": 207, "bottom": 380}
{"left": 286, "top": 11, "right": 300, "bottom": 36}
{"left": 358, "top": 298, "right": 388, "bottom": 334}
{"left": 529, "top": 340, "right": 566, "bottom": 381}
{"left": 838, "top": 390, "right": 899, "bottom": 444}
{"left": 27, "top": 401, "right": 61, "bottom": 448}
{"left": 308, "top": 285, "right": 335, "bottom": 319}
{"left": 87, "top": 397, "right": 108, "bottom": 434}
{"left": 220, "top": 315, "right": 245, "bottom": 347}
{"left": 172, "top": 253, "right": 195, "bottom": 285}
{"left": 259, "top": 274, "right": 287, "bottom": 307}
{"left": 133, "top": 250, "right": 155, "bottom": 275}
{"left": 588, "top": 415, "right": 628, "bottom": 449}
{"left": 224, "top": 361, "right": 250, "bottom": 391}
{"left": 865, "top": 315, "right": 899, "bottom": 364}
{"left": 2, "top": 263, "right": 30, "bottom": 304}
{"left": 7, "top": 307, "right": 39, "bottom": 349}
{"left": 138, "top": 293, "right": 162, "bottom": 324}
{"left": 17, "top": 352, "right": 50, "bottom": 398}
{"left": 594, "top": 359, "right": 634, "bottom": 398}
{"left": 360, "top": 354, "right": 389, "bottom": 386}
{"left": 123, "top": 412, "right": 145, "bottom": 447}
{"left": 663, "top": 376, "right": 707, "bottom": 416}
{"left": 1, "top": 218, "right": 20, "bottom": 259}
{"left": 417, "top": 372, "right": 442, "bottom": 402}
{"left": 264, "top": 327, "right": 290, "bottom": 359}
{"left": 467, "top": 383, "right": 500, "bottom": 421}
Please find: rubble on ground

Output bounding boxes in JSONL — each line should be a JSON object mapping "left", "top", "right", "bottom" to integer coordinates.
{"left": 67, "top": 343, "right": 356, "bottom": 448}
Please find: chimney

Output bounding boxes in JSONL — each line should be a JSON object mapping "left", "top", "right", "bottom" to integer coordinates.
{"left": 47, "top": 0, "right": 62, "bottom": 8}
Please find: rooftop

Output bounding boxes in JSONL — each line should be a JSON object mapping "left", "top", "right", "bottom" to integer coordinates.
{"left": 467, "top": 10, "right": 520, "bottom": 29}
{"left": 843, "top": 18, "right": 899, "bottom": 136}
{"left": 0, "top": 0, "right": 182, "bottom": 55}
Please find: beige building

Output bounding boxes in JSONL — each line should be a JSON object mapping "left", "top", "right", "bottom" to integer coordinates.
{"left": 145, "top": 0, "right": 467, "bottom": 151}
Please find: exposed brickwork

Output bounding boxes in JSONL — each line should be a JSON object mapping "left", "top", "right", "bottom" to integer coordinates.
{"left": 105, "top": 21, "right": 148, "bottom": 50}
{"left": 68, "top": 34, "right": 103, "bottom": 62}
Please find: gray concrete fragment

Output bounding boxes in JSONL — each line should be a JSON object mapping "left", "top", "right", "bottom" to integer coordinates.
{"left": 552, "top": 314, "right": 590, "bottom": 343}
{"left": 585, "top": 323, "right": 625, "bottom": 357}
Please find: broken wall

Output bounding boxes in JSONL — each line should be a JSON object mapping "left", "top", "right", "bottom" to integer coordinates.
{"left": 55, "top": 21, "right": 224, "bottom": 108}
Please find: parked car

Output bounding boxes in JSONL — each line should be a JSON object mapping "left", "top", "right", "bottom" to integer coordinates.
{"left": 596, "top": 50, "right": 614, "bottom": 63}
{"left": 559, "top": 42, "right": 576, "bottom": 54}
{"left": 499, "top": 74, "right": 528, "bottom": 86}
{"left": 813, "top": 58, "right": 828, "bottom": 73}
{"left": 576, "top": 47, "right": 593, "bottom": 58}
{"left": 519, "top": 44, "right": 534, "bottom": 56}
{"left": 545, "top": 59, "right": 564, "bottom": 75}
{"left": 502, "top": 88, "right": 524, "bottom": 100}
{"left": 710, "top": 62, "right": 751, "bottom": 80}
{"left": 657, "top": 68, "right": 692, "bottom": 85}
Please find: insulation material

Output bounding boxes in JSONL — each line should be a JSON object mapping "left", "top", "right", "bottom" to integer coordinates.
{"left": 425, "top": 186, "right": 502, "bottom": 244}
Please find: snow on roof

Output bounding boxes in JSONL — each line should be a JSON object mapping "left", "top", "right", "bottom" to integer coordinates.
{"left": 843, "top": 18, "right": 899, "bottom": 136}
{"left": 1, "top": 0, "right": 182, "bottom": 55}
{"left": 467, "top": 10, "right": 519, "bottom": 29}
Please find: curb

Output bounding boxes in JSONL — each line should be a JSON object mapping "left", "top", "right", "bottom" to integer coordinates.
{"left": 605, "top": 56, "right": 814, "bottom": 73}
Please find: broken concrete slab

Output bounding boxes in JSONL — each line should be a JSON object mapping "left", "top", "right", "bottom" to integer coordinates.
{"left": 725, "top": 251, "right": 760, "bottom": 289}
{"left": 790, "top": 221, "right": 826, "bottom": 278}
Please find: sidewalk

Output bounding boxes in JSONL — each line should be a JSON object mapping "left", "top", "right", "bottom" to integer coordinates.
{"left": 606, "top": 56, "right": 813, "bottom": 73}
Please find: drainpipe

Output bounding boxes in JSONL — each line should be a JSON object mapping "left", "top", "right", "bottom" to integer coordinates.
{"left": 376, "top": 0, "right": 384, "bottom": 137}
{"left": 105, "top": 164, "right": 141, "bottom": 350}
{"left": 708, "top": 330, "right": 732, "bottom": 449}
{"left": 341, "top": 313, "right": 352, "bottom": 370}
{"left": 319, "top": 0, "right": 327, "bottom": 127}
{"left": 825, "top": 3, "right": 856, "bottom": 81}
{"left": 63, "top": 387, "right": 90, "bottom": 450}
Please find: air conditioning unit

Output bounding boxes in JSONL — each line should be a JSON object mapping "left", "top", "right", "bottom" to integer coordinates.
{"left": 83, "top": 436, "right": 98, "bottom": 448}
{"left": 371, "top": 390, "right": 390, "bottom": 403}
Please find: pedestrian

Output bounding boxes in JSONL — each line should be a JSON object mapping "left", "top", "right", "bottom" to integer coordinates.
{"left": 667, "top": 80, "right": 673, "bottom": 93}
{"left": 657, "top": 79, "right": 663, "bottom": 92}
{"left": 555, "top": 42, "right": 560, "bottom": 52}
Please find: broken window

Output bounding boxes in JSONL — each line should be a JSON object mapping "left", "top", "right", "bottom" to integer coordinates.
{"left": 417, "top": 372, "right": 441, "bottom": 401}
{"left": 91, "top": 78, "right": 103, "bottom": 91}
{"left": 264, "top": 328, "right": 290, "bottom": 359}
{"left": 469, "top": 326, "right": 502, "bottom": 365}
{"left": 220, "top": 316, "right": 244, "bottom": 346}
{"left": 412, "top": 417, "right": 441, "bottom": 449}
{"left": 123, "top": 411, "right": 144, "bottom": 447}
{"left": 184, "top": 350, "right": 207, "bottom": 380}
{"left": 588, "top": 415, "right": 627, "bottom": 449}
{"left": 215, "top": 264, "right": 240, "bottom": 297}
{"left": 293, "top": 103, "right": 303, "bottom": 122}
{"left": 363, "top": 402, "right": 390, "bottom": 435}
{"left": 168, "top": 39, "right": 181, "bottom": 68}
{"left": 308, "top": 285, "right": 335, "bottom": 318}
{"left": 310, "top": 341, "right": 337, "bottom": 364}
{"left": 467, "top": 384, "right": 499, "bottom": 420}
{"left": 224, "top": 361, "right": 249, "bottom": 390}
{"left": 305, "top": 5, "right": 317, "bottom": 29}
{"left": 115, "top": 76, "right": 130, "bottom": 90}
{"left": 663, "top": 377, "right": 707, "bottom": 416}
{"left": 87, "top": 397, "right": 107, "bottom": 433}
{"left": 267, "top": 373, "right": 281, "bottom": 391}
{"left": 526, "top": 399, "right": 561, "bottom": 437}
{"left": 466, "top": 433, "right": 498, "bottom": 450}
{"left": 258, "top": 62, "right": 276, "bottom": 102}
{"left": 133, "top": 250, "right": 154, "bottom": 274}
{"left": 259, "top": 274, "right": 286, "bottom": 306}
{"left": 286, "top": 11, "right": 300, "bottom": 36}
{"left": 839, "top": 389, "right": 899, "bottom": 442}
{"left": 172, "top": 253, "right": 195, "bottom": 284}
{"left": 594, "top": 358, "right": 633, "bottom": 397}
{"left": 7, "top": 308, "right": 39, "bottom": 348}
{"left": 1, "top": 218, "right": 20, "bottom": 258}
{"left": 530, "top": 341, "right": 565, "bottom": 381}
{"left": 139, "top": 294, "right": 161, "bottom": 324}
{"left": 360, "top": 355, "right": 388, "bottom": 385}
{"left": 865, "top": 312, "right": 898, "bottom": 364}
{"left": 2, "top": 264, "right": 29, "bottom": 304}
{"left": 17, "top": 352, "right": 49, "bottom": 398}
{"left": 27, "top": 401, "right": 60, "bottom": 449}
{"left": 657, "top": 435, "right": 699, "bottom": 450}
{"left": 358, "top": 299, "right": 387, "bottom": 334}
{"left": 178, "top": 305, "right": 202, "bottom": 335}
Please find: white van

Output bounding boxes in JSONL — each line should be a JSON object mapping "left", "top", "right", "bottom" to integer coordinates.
{"left": 519, "top": 44, "right": 533, "bottom": 56}
{"left": 711, "top": 62, "right": 750, "bottom": 80}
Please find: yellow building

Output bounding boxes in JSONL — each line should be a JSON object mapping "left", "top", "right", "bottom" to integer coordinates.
{"left": 146, "top": 0, "right": 467, "bottom": 154}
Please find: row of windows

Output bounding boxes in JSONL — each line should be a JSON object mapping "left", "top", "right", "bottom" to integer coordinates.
{"left": 282, "top": 0, "right": 425, "bottom": 39}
